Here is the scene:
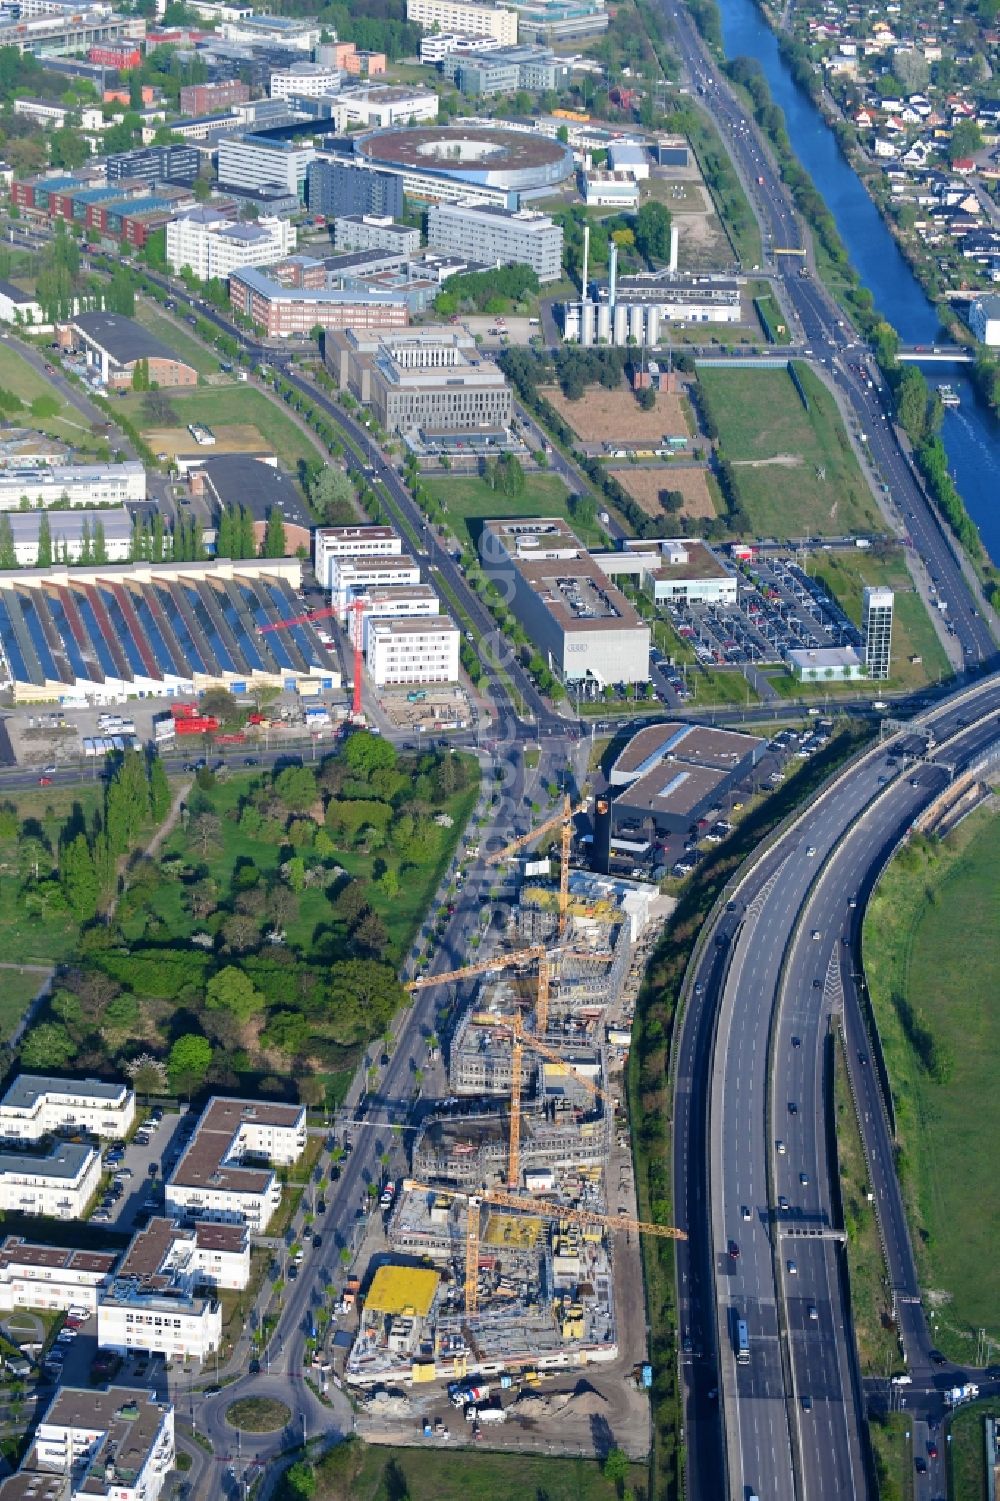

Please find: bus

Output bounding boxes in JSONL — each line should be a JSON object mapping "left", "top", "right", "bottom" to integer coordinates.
{"left": 736, "top": 1319, "right": 750, "bottom": 1365}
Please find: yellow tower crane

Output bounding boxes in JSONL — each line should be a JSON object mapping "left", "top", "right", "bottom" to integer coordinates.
{"left": 486, "top": 795, "right": 588, "bottom": 939}
{"left": 402, "top": 1180, "right": 685, "bottom": 1317}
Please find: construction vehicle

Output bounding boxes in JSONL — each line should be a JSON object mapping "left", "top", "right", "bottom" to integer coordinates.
{"left": 404, "top": 1180, "right": 685, "bottom": 1317}
{"left": 486, "top": 795, "right": 587, "bottom": 939}
{"left": 258, "top": 599, "right": 365, "bottom": 721}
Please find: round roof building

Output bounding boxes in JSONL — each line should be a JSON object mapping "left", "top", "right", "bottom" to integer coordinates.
{"left": 355, "top": 124, "right": 575, "bottom": 198}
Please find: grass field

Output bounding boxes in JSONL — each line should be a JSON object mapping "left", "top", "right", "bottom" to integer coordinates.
{"left": 863, "top": 805, "right": 1000, "bottom": 1359}
{"left": 697, "top": 363, "right": 881, "bottom": 536}
{"left": 117, "top": 386, "right": 321, "bottom": 480}
{"left": 610, "top": 465, "right": 717, "bottom": 520}
{"left": 869, "top": 1412, "right": 914, "bottom": 1501}
{"left": 0, "top": 969, "right": 46, "bottom": 1044}
{"left": 0, "top": 784, "right": 105, "bottom": 965}
{"left": 314, "top": 1436, "right": 644, "bottom": 1501}
{"left": 541, "top": 385, "right": 691, "bottom": 443}
{"left": 422, "top": 471, "right": 601, "bottom": 548}
{"left": 133, "top": 302, "right": 221, "bottom": 377}
{"left": 949, "top": 1400, "right": 997, "bottom": 1501}
{"left": 0, "top": 343, "right": 105, "bottom": 452}
{"left": 809, "top": 549, "right": 951, "bottom": 694}
{"left": 751, "top": 283, "right": 792, "bottom": 345}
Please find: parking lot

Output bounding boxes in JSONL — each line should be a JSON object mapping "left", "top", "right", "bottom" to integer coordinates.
{"left": 93, "top": 1108, "right": 190, "bottom": 1232}
{"left": 664, "top": 555, "right": 862, "bottom": 670}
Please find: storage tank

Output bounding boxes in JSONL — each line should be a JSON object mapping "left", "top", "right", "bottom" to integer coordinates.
{"left": 612, "top": 303, "right": 629, "bottom": 345}
{"left": 596, "top": 302, "right": 611, "bottom": 342}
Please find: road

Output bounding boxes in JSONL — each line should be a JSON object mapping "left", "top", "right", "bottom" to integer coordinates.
{"left": 674, "top": 671, "right": 1000, "bottom": 1500}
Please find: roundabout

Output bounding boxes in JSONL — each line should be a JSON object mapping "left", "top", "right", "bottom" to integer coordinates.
{"left": 225, "top": 1396, "right": 291, "bottom": 1433}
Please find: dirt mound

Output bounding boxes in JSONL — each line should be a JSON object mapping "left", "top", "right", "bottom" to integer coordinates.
{"left": 513, "top": 1380, "right": 608, "bottom": 1421}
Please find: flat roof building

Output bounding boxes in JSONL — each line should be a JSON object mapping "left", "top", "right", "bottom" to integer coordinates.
{"left": 368, "top": 335, "right": 512, "bottom": 437}
{"left": 483, "top": 517, "right": 650, "bottom": 687}
{"left": 166, "top": 209, "right": 296, "bottom": 280}
{"left": 1, "top": 507, "right": 131, "bottom": 567}
{"left": 6, "top": 1387, "right": 174, "bottom": 1501}
{"left": 366, "top": 616, "right": 460, "bottom": 686}
{"left": 0, "top": 1141, "right": 101, "bottom": 1220}
{"left": 166, "top": 1097, "right": 306, "bottom": 1232}
{"left": 595, "top": 538, "right": 737, "bottom": 606}
{"left": 787, "top": 645, "right": 864, "bottom": 682}
{"left": 427, "top": 199, "right": 562, "bottom": 282}
{"left": 328, "top": 553, "right": 422, "bottom": 610}
{"left": 862, "top": 585, "right": 893, "bottom": 680}
{"left": 608, "top": 720, "right": 764, "bottom": 835}
{"left": 229, "top": 265, "right": 408, "bottom": 338}
{"left": 307, "top": 156, "right": 404, "bottom": 222}
{"left": 62, "top": 313, "right": 198, "bottom": 390}
{"left": 405, "top": 0, "right": 518, "bottom": 45}
{"left": 334, "top": 214, "right": 421, "bottom": 256}
{"left": 217, "top": 135, "right": 315, "bottom": 199}
{"left": 314, "top": 524, "right": 402, "bottom": 589}
{"left": 0, "top": 1237, "right": 115, "bottom": 1315}
{"left": 0, "top": 1075, "right": 135, "bottom": 1144}
{"left": 186, "top": 453, "right": 313, "bottom": 556}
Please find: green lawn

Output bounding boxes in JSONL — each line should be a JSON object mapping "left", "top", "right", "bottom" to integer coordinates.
{"left": 948, "top": 1400, "right": 997, "bottom": 1501}
{"left": 869, "top": 1412, "right": 914, "bottom": 1501}
{"left": 863, "top": 806, "right": 1000, "bottom": 1359}
{"left": 0, "top": 969, "right": 47, "bottom": 1043}
{"left": 117, "top": 385, "right": 322, "bottom": 479}
{"left": 697, "top": 363, "right": 881, "bottom": 535}
{"left": 809, "top": 548, "right": 951, "bottom": 693}
{"left": 0, "top": 343, "right": 106, "bottom": 451}
{"left": 422, "top": 471, "right": 595, "bottom": 549}
{"left": 315, "top": 1437, "right": 644, "bottom": 1501}
{"left": 133, "top": 302, "right": 221, "bottom": 377}
{"left": 751, "top": 282, "right": 792, "bottom": 345}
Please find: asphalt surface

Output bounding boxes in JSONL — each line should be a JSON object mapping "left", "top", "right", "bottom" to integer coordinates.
{"left": 674, "top": 672, "right": 1000, "bottom": 1501}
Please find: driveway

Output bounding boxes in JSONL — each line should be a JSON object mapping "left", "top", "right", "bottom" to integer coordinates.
{"left": 96, "top": 1111, "right": 187, "bottom": 1232}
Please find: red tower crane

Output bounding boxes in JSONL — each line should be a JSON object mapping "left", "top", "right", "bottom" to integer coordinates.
{"left": 257, "top": 600, "right": 366, "bottom": 720}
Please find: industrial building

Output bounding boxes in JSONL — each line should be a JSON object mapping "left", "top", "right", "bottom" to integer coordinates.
{"left": 613, "top": 269, "right": 743, "bottom": 323}
{"left": 580, "top": 170, "right": 639, "bottom": 210}
{"left": 862, "top": 585, "right": 893, "bottom": 679}
{"left": 217, "top": 134, "right": 315, "bottom": 199}
{"left": 229, "top": 266, "right": 409, "bottom": 337}
{"left": 0, "top": 1075, "right": 134, "bottom": 1145}
{"left": 0, "top": 1387, "right": 175, "bottom": 1501}
{"left": 427, "top": 200, "right": 563, "bottom": 281}
{"left": 61, "top": 314, "right": 199, "bottom": 390}
{"left": 594, "top": 538, "right": 738, "bottom": 606}
{"left": 166, "top": 207, "right": 296, "bottom": 279}
{"left": 185, "top": 453, "right": 313, "bottom": 557}
{"left": 564, "top": 234, "right": 743, "bottom": 346}
{"left": 0, "top": 558, "right": 341, "bottom": 704}
{"left": 0, "top": 464, "right": 145, "bottom": 512}
{"left": 351, "top": 124, "right": 575, "bottom": 207}
{"left": 482, "top": 518, "right": 650, "bottom": 687}
{"left": 366, "top": 616, "right": 460, "bottom": 686}
{"left": 607, "top": 721, "right": 764, "bottom": 836}
{"left": 333, "top": 214, "right": 421, "bottom": 255}
{"left": 165, "top": 1097, "right": 306, "bottom": 1232}
{"left": 405, "top": 0, "right": 518, "bottom": 45}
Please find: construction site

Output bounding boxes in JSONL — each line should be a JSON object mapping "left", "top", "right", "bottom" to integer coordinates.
{"left": 344, "top": 800, "right": 677, "bottom": 1452}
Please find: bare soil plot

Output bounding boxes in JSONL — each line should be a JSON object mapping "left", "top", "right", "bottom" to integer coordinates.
{"left": 541, "top": 386, "right": 691, "bottom": 442}
{"left": 611, "top": 465, "right": 717, "bottom": 520}
{"left": 145, "top": 424, "right": 269, "bottom": 458}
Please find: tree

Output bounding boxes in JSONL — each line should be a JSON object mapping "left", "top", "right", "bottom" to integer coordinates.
{"left": 634, "top": 200, "right": 673, "bottom": 262}
{"left": 168, "top": 1033, "right": 212, "bottom": 1095}
{"left": 199, "top": 687, "right": 243, "bottom": 727}
{"left": 282, "top": 1464, "right": 315, "bottom": 1501}
{"left": 126, "top": 1053, "right": 169, "bottom": 1096}
{"left": 274, "top": 764, "right": 317, "bottom": 812}
{"left": 344, "top": 731, "right": 397, "bottom": 777}
{"left": 602, "top": 1448, "right": 630, "bottom": 1488}
{"left": 93, "top": 520, "right": 107, "bottom": 565}
{"left": 296, "top": 1076, "right": 325, "bottom": 1109}
{"left": 60, "top": 832, "right": 99, "bottom": 920}
{"left": 263, "top": 506, "right": 286, "bottom": 558}
{"left": 949, "top": 119, "right": 983, "bottom": 164}
{"left": 309, "top": 466, "right": 355, "bottom": 525}
{"left": 36, "top": 511, "right": 51, "bottom": 569}
{"left": 148, "top": 755, "right": 171, "bottom": 822}
{"left": 205, "top": 966, "right": 265, "bottom": 1022}
{"left": 21, "top": 1021, "right": 77, "bottom": 1069}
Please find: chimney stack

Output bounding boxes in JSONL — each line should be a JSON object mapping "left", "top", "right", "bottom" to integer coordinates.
{"left": 609, "top": 241, "right": 618, "bottom": 309}
{"left": 582, "top": 223, "right": 590, "bottom": 300}
{"left": 668, "top": 223, "right": 679, "bottom": 274}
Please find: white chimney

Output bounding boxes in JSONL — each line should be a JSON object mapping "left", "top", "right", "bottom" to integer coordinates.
{"left": 582, "top": 223, "right": 590, "bottom": 299}
{"left": 668, "top": 224, "right": 679, "bottom": 274}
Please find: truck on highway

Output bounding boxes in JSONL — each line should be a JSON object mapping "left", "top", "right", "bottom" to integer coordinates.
{"left": 736, "top": 1318, "right": 750, "bottom": 1365}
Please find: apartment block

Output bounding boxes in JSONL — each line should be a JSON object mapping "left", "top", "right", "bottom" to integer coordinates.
{"left": 366, "top": 616, "right": 460, "bottom": 686}
{"left": 0, "top": 1075, "right": 135, "bottom": 1144}
{"left": 0, "top": 1238, "right": 115, "bottom": 1315}
{"left": 16, "top": 1388, "right": 174, "bottom": 1501}
{"left": 165, "top": 1097, "right": 306, "bottom": 1231}
{"left": 0, "top": 1142, "right": 101, "bottom": 1219}
{"left": 406, "top": 0, "right": 518, "bottom": 44}
{"left": 427, "top": 200, "right": 562, "bottom": 281}
{"left": 97, "top": 1286, "right": 221, "bottom": 1363}
{"left": 166, "top": 208, "right": 296, "bottom": 279}
{"left": 217, "top": 135, "right": 315, "bottom": 199}
{"left": 334, "top": 215, "right": 420, "bottom": 256}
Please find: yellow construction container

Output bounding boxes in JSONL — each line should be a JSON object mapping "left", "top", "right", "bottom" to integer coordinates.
{"left": 411, "top": 1361, "right": 437, "bottom": 1383}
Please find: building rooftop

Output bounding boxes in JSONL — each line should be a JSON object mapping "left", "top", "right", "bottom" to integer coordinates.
{"left": 169, "top": 1097, "right": 304, "bottom": 1199}
{"left": 318, "top": 524, "right": 398, "bottom": 543}
{"left": 614, "top": 762, "right": 725, "bottom": 819}
{"left": 485, "top": 518, "right": 644, "bottom": 635}
{"left": 190, "top": 454, "right": 313, "bottom": 531}
{"left": 1, "top": 1075, "right": 129, "bottom": 1113}
{"left": 0, "top": 278, "right": 36, "bottom": 306}
{"left": 70, "top": 312, "right": 190, "bottom": 370}
{"left": 0, "top": 1143, "right": 96, "bottom": 1181}
{"left": 230, "top": 265, "right": 406, "bottom": 308}
{"left": 32, "top": 1385, "right": 169, "bottom": 1475}
{"left": 364, "top": 1264, "right": 439, "bottom": 1318}
{"left": 787, "top": 646, "right": 863, "bottom": 669}
{"left": 0, "top": 1237, "right": 115, "bottom": 1276}
{"left": 369, "top": 616, "right": 456, "bottom": 636}
{"left": 610, "top": 721, "right": 763, "bottom": 782}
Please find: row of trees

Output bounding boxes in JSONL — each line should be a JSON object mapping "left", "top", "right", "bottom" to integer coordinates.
{"left": 0, "top": 512, "right": 109, "bottom": 570}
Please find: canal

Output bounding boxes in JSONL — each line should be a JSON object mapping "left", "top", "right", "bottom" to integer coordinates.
{"left": 718, "top": 0, "right": 1000, "bottom": 561}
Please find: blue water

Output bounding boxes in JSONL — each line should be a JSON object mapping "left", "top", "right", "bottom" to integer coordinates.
{"left": 718, "top": 0, "right": 1000, "bottom": 561}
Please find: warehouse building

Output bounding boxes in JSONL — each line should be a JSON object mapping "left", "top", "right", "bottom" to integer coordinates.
{"left": 0, "top": 465, "right": 145, "bottom": 511}
{"left": 0, "top": 1075, "right": 134, "bottom": 1145}
{"left": 0, "top": 558, "right": 340, "bottom": 704}
{"left": 334, "top": 214, "right": 421, "bottom": 255}
{"left": 186, "top": 453, "right": 313, "bottom": 557}
{"left": 229, "top": 265, "right": 408, "bottom": 337}
{"left": 405, "top": 0, "right": 518, "bottom": 45}
{"left": 366, "top": 616, "right": 460, "bottom": 686}
{"left": 607, "top": 721, "right": 764, "bottom": 836}
{"left": 2, "top": 1387, "right": 175, "bottom": 1501}
{"left": 61, "top": 314, "right": 199, "bottom": 390}
{"left": 427, "top": 200, "right": 562, "bottom": 281}
{"left": 166, "top": 1097, "right": 306, "bottom": 1232}
{"left": 483, "top": 518, "right": 650, "bottom": 687}
{"left": 166, "top": 207, "right": 296, "bottom": 279}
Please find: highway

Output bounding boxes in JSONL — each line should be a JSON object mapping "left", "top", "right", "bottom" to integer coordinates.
{"left": 675, "top": 672, "right": 1000, "bottom": 1500}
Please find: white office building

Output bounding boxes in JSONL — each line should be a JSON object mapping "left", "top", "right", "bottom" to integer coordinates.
{"left": 270, "top": 62, "right": 340, "bottom": 99}
{"left": 217, "top": 136, "right": 315, "bottom": 199}
{"left": 165, "top": 1098, "right": 306, "bottom": 1232}
{"left": 329, "top": 553, "right": 422, "bottom": 611}
{"left": 0, "top": 1075, "right": 135, "bottom": 1145}
{"left": 314, "top": 523, "right": 402, "bottom": 591}
{"left": 166, "top": 209, "right": 297, "bottom": 280}
{"left": 862, "top": 585, "right": 894, "bottom": 679}
{"left": 0, "top": 1142, "right": 101, "bottom": 1220}
{"left": 406, "top": 0, "right": 518, "bottom": 43}
{"left": 24, "top": 1387, "right": 174, "bottom": 1501}
{"left": 329, "top": 85, "right": 439, "bottom": 132}
{"left": 0, "top": 1238, "right": 115, "bottom": 1315}
{"left": 970, "top": 293, "right": 1000, "bottom": 346}
{"left": 594, "top": 538, "right": 738, "bottom": 606}
{"left": 334, "top": 215, "right": 421, "bottom": 255}
{"left": 97, "top": 1286, "right": 222, "bottom": 1363}
{"left": 419, "top": 30, "right": 504, "bottom": 60}
{"left": 366, "top": 616, "right": 461, "bottom": 685}
{"left": 427, "top": 200, "right": 563, "bottom": 282}
{"left": 0, "top": 464, "right": 146, "bottom": 513}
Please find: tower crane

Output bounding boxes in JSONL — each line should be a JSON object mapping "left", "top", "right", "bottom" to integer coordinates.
{"left": 402, "top": 1179, "right": 685, "bottom": 1317}
{"left": 258, "top": 598, "right": 366, "bottom": 720}
{"left": 486, "top": 795, "right": 588, "bottom": 938}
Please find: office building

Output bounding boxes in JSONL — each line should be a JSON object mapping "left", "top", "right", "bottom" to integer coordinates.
{"left": 420, "top": 31, "right": 505, "bottom": 61}
{"left": 862, "top": 585, "right": 893, "bottom": 679}
{"left": 509, "top": 0, "right": 608, "bottom": 41}
{"left": 406, "top": 0, "right": 518, "bottom": 44}
{"left": 427, "top": 200, "right": 562, "bottom": 281}
{"left": 0, "top": 462, "right": 146, "bottom": 511}
{"left": 217, "top": 135, "right": 315, "bottom": 199}
{"left": 314, "top": 524, "right": 402, "bottom": 590}
{"left": 483, "top": 518, "right": 650, "bottom": 686}
{"left": 328, "top": 85, "right": 439, "bottom": 132}
{"left": 334, "top": 214, "right": 421, "bottom": 255}
{"left": 439, "top": 41, "right": 570, "bottom": 92}
{"left": 0, "top": 1075, "right": 135, "bottom": 1144}
{"left": 166, "top": 208, "right": 296, "bottom": 279}
{"left": 0, "top": 1141, "right": 101, "bottom": 1219}
{"left": 220, "top": 14, "right": 320, "bottom": 49}
{"left": 8, "top": 1387, "right": 174, "bottom": 1501}
{"left": 580, "top": 170, "right": 639, "bottom": 209}
{"left": 13, "top": 98, "right": 70, "bottom": 127}
{"left": 179, "top": 79, "right": 249, "bottom": 114}
{"left": 594, "top": 538, "right": 737, "bottom": 606}
{"left": 366, "top": 616, "right": 460, "bottom": 686}
{"left": 106, "top": 145, "right": 200, "bottom": 187}
{"left": 165, "top": 1097, "right": 306, "bottom": 1232}
{"left": 607, "top": 721, "right": 763, "bottom": 836}
{"left": 328, "top": 553, "right": 422, "bottom": 611}
{"left": 62, "top": 313, "right": 199, "bottom": 389}
{"left": 270, "top": 61, "right": 340, "bottom": 99}
{"left": 368, "top": 334, "right": 513, "bottom": 435}
{"left": 97, "top": 1283, "right": 222, "bottom": 1363}
{"left": 229, "top": 265, "right": 408, "bottom": 337}
{"left": 307, "top": 156, "right": 404, "bottom": 220}
{"left": 0, "top": 1238, "right": 115, "bottom": 1314}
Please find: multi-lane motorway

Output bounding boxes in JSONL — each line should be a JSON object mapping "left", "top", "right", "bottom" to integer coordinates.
{"left": 675, "top": 674, "right": 1000, "bottom": 1500}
